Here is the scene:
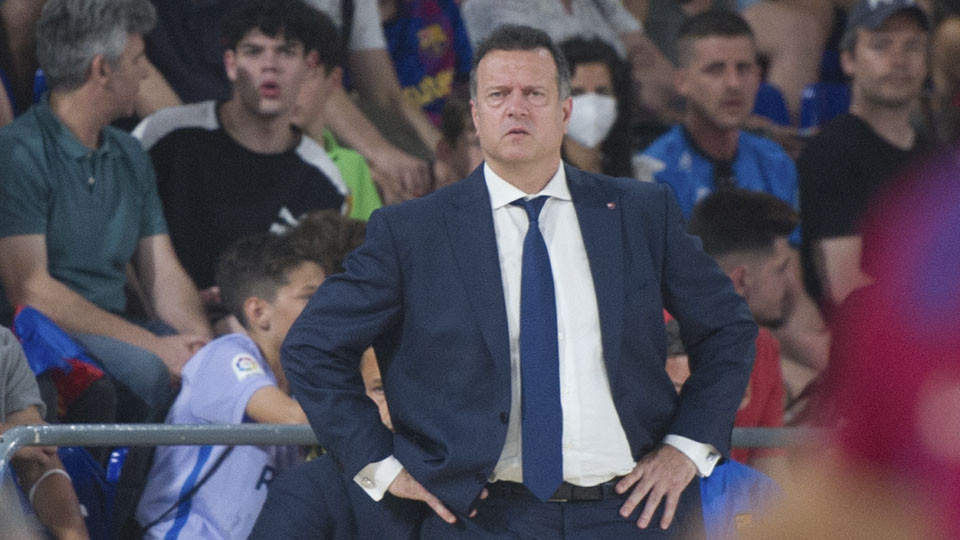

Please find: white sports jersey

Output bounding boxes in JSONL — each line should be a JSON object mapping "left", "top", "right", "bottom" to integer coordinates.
{"left": 135, "top": 334, "right": 300, "bottom": 540}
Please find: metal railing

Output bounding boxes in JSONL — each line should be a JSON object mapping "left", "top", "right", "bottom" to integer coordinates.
{"left": 0, "top": 424, "right": 821, "bottom": 478}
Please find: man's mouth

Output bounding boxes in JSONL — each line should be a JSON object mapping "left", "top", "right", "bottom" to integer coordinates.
{"left": 505, "top": 127, "right": 529, "bottom": 136}
{"left": 261, "top": 82, "right": 280, "bottom": 98}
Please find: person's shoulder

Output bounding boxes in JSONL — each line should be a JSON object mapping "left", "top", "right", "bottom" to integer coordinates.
{"left": 570, "top": 166, "right": 671, "bottom": 207}
{"left": 182, "top": 333, "right": 263, "bottom": 379}
{"left": 739, "top": 130, "right": 793, "bottom": 164}
{"left": 0, "top": 108, "right": 43, "bottom": 149}
{"left": 0, "top": 325, "right": 18, "bottom": 354}
{"left": 132, "top": 100, "right": 219, "bottom": 149}
{"left": 640, "top": 124, "right": 685, "bottom": 158}
{"left": 802, "top": 114, "right": 864, "bottom": 151}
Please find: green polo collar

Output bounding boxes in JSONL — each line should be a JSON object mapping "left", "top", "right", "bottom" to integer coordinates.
{"left": 34, "top": 93, "right": 116, "bottom": 159}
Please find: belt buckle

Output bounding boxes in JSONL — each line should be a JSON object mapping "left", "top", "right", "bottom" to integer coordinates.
{"left": 547, "top": 495, "right": 569, "bottom": 503}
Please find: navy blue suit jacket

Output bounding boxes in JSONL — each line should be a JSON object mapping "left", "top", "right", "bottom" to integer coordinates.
{"left": 283, "top": 164, "right": 756, "bottom": 515}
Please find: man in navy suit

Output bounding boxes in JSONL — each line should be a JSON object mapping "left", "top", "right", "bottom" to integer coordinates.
{"left": 283, "top": 24, "right": 756, "bottom": 539}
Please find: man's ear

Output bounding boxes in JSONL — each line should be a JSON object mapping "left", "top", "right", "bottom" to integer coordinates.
{"left": 840, "top": 47, "right": 856, "bottom": 78}
{"left": 304, "top": 49, "right": 320, "bottom": 69}
{"left": 243, "top": 296, "right": 271, "bottom": 332}
{"left": 224, "top": 49, "right": 238, "bottom": 82}
{"left": 89, "top": 54, "right": 111, "bottom": 88}
{"left": 729, "top": 264, "right": 749, "bottom": 297}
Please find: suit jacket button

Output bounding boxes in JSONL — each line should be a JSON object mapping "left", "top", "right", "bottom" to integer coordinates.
{"left": 499, "top": 412, "right": 509, "bottom": 424}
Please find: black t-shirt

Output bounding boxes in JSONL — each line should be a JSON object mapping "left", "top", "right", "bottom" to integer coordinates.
{"left": 797, "top": 113, "right": 929, "bottom": 303}
{"left": 148, "top": 115, "right": 345, "bottom": 288}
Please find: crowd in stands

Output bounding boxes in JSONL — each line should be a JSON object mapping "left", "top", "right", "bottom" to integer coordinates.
{"left": 0, "top": 0, "right": 957, "bottom": 538}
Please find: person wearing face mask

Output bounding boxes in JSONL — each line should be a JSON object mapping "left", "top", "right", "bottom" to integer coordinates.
{"left": 560, "top": 38, "right": 639, "bottom": 178}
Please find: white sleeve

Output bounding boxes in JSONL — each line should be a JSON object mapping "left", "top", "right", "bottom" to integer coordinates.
{"left": 353, "top": 454, "right": 405, "bottom": 500}
{"left": 595, "top": 0, "right": 643, "bottom": 34}
{"left": 663, "top": 434, "right": 722, "bottom": 477}
{"left": 346, "top": 0, "right": 388, "bottom": 51}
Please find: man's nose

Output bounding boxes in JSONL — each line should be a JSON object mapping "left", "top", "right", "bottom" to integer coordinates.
{"left": 505, "top": 90, "right": 529, "bottom": 116}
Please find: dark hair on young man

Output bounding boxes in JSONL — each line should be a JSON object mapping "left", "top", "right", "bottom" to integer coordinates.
{"left": 222, "top": 0, "right": 343, "bottom": 69}
{"left": 560, "top": 37, "right": 636, "bottom": 177}
{"left": 687, "top": 188, "right": 798, "bottom": 258}
{"left": 676, "top": 9, "right": 755, "bottom": 67}
{"left": 216, "top": 233, "right": 314, "bottom": 328}
{"left": 469, "top": 24, "right": 571, "bottom": 101}
{"left": 282, "top": 210, "right": 366, "bottom": 276}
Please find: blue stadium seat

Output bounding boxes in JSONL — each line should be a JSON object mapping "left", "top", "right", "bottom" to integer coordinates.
{"left": 752, "top": 82, "right": 791, "bottom": 126}
{"left": 800, "top": 82, "right": 851, "bottom": 130}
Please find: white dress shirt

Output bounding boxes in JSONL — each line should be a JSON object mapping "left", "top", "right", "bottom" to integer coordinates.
{"left": 354, "top": 163, "right": 720, "bottom": 500}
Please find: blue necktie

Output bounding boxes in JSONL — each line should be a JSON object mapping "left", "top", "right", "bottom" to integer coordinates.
{"left": 512, "top": 196, "right": 563, "bottom": 501}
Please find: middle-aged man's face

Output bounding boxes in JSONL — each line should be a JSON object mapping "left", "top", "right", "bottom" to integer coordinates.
{"left": 106, "top": 33, "right": 149, "bottom": 119}
{"left": 225, "top": 29, "right": 315, "bottom": 118}
{"left": 842, "top": 13, "right": 928, "bottom": 109}
{"left": 677, "top": 35, "right": 759, "bottom": 132}
{"left": 744, "top": 237, "right": 795, "bottom": 329}
{"left": 471, "top": 48, "right": 571, "bottom": 175}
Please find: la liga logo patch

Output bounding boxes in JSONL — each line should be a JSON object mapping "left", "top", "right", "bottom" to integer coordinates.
{"left": 232, "top": 353, "right": 265, "bottom": 382}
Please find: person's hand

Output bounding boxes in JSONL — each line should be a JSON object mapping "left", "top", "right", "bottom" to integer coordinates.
{"left": 150, "top": 334, "right": 209, "bottom": 383}
{"left": 369, "top": 146, "right": 432, "bottom": 204}
{"left": 387, "top": 468, "right": 483, "bottom": 524}
{"left": 616, "top": 444, "right": 697, "bottom": 530}
{"left": 13, "top": 445, "right": 57, "bottom": 466}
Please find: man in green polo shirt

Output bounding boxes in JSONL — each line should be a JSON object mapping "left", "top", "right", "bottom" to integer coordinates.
{"left": 0, "top": 0, "right": 212, "bottom": 422}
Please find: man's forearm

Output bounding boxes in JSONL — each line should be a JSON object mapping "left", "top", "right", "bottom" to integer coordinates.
{"left": 149, "top": 269, "right": 212, "bottom": 339}
{"left": 323, "top": 89, "right": 398, "bottom": 159}
{"left": 14, "top": 274, "right": 162, "bottom": 352}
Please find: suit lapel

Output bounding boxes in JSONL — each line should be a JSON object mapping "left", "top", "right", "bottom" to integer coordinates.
{"left": 567, "top": 165, "right": 625, "bottom": 378}
{"left": 444, "top": 170, "right": 511, "bottom": 371}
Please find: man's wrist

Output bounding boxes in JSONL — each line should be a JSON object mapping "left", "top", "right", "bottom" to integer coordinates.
{"left": 663, "top": 434, "right": 721, "bottom": 477}
{"left": 354, "top": 454, "right": 404, "bottom": 501}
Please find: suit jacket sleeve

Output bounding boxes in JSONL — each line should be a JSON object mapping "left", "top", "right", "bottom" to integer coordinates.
{"left": 282, "top": 209, "right": 401, "bottom": 477}
{"left": 657, "top": 185, "right": 757, "bottom": 456}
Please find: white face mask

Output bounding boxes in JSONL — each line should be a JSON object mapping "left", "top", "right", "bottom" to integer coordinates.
{"left": 567, "top": 93, "right": 618, "bottom": 148}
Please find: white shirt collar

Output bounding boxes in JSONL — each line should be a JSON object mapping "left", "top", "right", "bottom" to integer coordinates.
{"left": 484, "top": 162, "right": 571, "bottom": 211}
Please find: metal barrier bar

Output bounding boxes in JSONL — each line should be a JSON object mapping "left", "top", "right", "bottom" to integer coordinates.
{"left": 0, "top": 424, "right": 822, "bottom": 478}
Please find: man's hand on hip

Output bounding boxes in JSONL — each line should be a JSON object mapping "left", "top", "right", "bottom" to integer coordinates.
{"left": 615, "top": 444, "right": 697, "bottom": 530}
{"left": 388, "top": 468, "right": 457, "bottom": 524}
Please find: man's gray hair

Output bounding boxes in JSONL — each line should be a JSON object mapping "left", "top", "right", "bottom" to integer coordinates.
{"left": 37, "top": 0, "right": 156, "bottom": 91}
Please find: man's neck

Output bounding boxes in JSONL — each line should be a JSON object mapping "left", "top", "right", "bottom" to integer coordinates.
{"left": 220, "top": 99, "right": 299, "bottom": 154}
{"left": 48, "top": 89, "right": 109, "bottom": 149}
{"left": 488, "top": 157, "right": 561, "bottom": 195}
{"left": 849, "top": 100, "right": 916, "bottom": 151}
{"left": 684, "top": 117, "right": 739, "bottom": 161}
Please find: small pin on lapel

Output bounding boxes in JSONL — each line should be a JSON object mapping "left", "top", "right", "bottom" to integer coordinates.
{"left": 607, "top": 202, "right": 616, "bottom": 210}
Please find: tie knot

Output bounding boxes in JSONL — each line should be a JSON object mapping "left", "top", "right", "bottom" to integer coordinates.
{"left": 511, "top": 196, "right": 549, "bottom": 223}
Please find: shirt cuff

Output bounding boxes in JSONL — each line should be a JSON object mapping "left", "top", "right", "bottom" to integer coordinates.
{"left": 353, "top": 454, "right": 404, "bottom": 501}
{"left": 663, "top": 434, "right": 721, "bottom": 477}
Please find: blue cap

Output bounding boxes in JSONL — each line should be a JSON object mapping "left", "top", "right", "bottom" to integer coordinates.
{"left": 844, "top": 0, "right": 930, "bottom": 34}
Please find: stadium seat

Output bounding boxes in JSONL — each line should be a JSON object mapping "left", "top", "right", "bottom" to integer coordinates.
{"left": 800, "top": 82, "right": 851, "bottom": 130}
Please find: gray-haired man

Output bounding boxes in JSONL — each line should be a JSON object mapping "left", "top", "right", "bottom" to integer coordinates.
{"left": 0, "top": 0, "right": 212, "bottom": 423}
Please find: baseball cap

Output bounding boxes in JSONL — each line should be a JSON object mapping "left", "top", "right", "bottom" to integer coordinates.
{"left": 844, "top": 0, "right": 930, "bottom": 35}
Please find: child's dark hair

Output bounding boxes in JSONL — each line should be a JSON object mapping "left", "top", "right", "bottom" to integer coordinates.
{"left": 215, "top": 233, "right": 315, "bottom": 328}
{"left": 282, "top": 210, "right": 366, "bottom": 275}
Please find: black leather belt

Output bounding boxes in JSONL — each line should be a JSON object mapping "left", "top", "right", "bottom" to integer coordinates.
{"left": 486, "top": 478, "right": 624, "bottom": 502}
